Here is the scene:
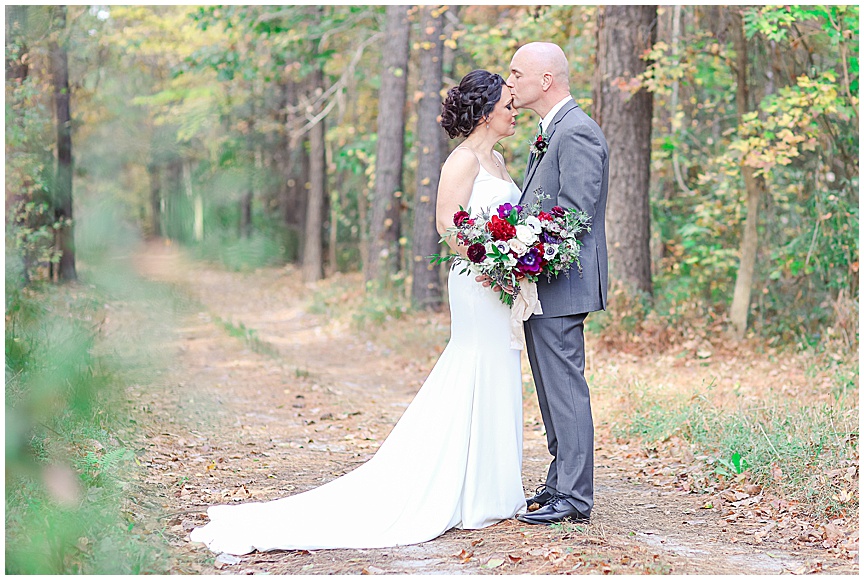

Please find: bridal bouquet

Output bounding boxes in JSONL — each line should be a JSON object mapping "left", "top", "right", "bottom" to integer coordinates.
{"left": 431, "top": 188, "right": 591, "bottom": 307}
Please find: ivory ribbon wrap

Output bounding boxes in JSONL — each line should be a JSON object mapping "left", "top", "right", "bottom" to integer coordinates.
{"left": 510, "top": 280, "right": 543, "bottom": 350}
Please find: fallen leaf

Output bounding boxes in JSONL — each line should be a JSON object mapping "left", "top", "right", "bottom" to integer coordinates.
{"left": 743, "top": 484, "right": 762, "bottom": 496}
{"left": 483, "top": 558, "right": 504, "bottom": 569}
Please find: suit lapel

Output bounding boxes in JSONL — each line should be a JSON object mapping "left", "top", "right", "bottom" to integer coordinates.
{"left": 521, "top": 100, "right": 580, "bottom": 202}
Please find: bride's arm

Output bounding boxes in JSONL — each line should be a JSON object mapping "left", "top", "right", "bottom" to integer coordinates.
{"left": 435, "top": 149, "right": 479, "bottom": 258}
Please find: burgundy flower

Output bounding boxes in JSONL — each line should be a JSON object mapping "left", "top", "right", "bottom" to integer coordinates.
{"left": 516, "top": 247, "right": 543, "bottom": 275}
{"left": 453, "top": 210, "right": 470, "bottom": 227}
{"left": 487, "top": 215, "right": 517, "bottom": 241}
{"left": 534, "top": 135, "right": 548, "bottom": 154}
{"left": 537, "top": 211, "right": 553, "bottom": 222}
{"left": 551, "top": 206, "right": 566, "bottom": 217}
{"left": 466, "top": 242, "right": 487, "bottom": 264}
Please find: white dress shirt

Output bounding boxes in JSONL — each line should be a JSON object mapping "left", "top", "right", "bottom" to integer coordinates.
{"left": 540, "top": 95, "right": 574, "bottom": 134}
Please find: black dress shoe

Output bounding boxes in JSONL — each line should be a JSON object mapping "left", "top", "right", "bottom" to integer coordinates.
{"left": 517, "top": 495, "right": 589, "bottom": 525}
{"left": 525, "top": 484, "right": 555, "bottom": 512}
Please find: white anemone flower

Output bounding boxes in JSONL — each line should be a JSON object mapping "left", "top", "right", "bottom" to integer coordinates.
{"left": 525, "top": 215, "right": 543, "bottom": 234}
{"left": 544, "top": 244, "right": 559, "bottom": 260}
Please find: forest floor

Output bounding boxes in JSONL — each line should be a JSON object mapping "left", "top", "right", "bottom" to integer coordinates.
{"left": 117, "top": 242, "right": 858, "bottom": 575}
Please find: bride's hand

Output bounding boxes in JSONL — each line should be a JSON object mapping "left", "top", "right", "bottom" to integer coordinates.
{"left": 475, "top": 274, "right": 515, "bottom": 295}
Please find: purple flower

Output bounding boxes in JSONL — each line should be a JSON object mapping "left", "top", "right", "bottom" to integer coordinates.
{"left": 467, "top": 242, "right": 487, "bottom": 263}
{"left": 542, "top": 232, "right": 561, "bottom": 245}
{"left": 516, "top": 247, "right": 543, "bottom": 275}
{"left": 496, "top": 203, "right": 515, "bottom": 219}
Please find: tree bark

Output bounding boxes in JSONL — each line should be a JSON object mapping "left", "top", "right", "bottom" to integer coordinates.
{"left": 164, "top": 160, "right": 183, "bottom": 241}
{"left": 438, "top": 5, "right": 460, "bottom": 163}
{"left": 729, "top": 9, "right": 765, "bottom": 340}
{"left": 240, "top": 190, "right": 252, "bottom": 238}
{"left": 50, "top": 5, "right": 76, "bottom": 281}
{"left": 366, "top": 4, "right": 410, "bottom": 284}
{"left": 147, "top": 162, "right": 161, "bottom": 237}
{"left": 411, "top": 5, "right": 445, "bottom": 310}
{"left": 593, "top": 4, "right": 656, "bottom": 297}
{"left": 302, "top": 66, "right": 326, "bottom": 283}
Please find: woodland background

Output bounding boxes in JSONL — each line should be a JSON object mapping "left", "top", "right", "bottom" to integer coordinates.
{"left": 5, "top": 5, "right": 859, "bottom": 574}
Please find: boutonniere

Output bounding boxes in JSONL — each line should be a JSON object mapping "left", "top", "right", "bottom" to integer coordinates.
{"left": 529, "top": 130, "right": 549, "bottom": 156}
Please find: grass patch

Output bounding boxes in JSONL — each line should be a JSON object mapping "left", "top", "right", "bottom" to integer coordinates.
{"left": 213, "top": 315, "right": 280, "bottom": 357}
{"left": 611, "top": 370, "right": 859, "bottom": 519}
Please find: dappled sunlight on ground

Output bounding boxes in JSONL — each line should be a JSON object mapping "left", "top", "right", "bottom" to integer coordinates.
{"left": 120, "top": 243, "right": 857, "bottom": 574}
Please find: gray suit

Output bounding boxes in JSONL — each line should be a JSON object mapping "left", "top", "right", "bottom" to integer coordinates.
{"left": 520, "top": 99, "right": 608, "bottom": 516}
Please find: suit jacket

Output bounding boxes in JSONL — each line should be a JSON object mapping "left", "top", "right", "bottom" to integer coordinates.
{"left": 520, "top": 99, "right": 609, "bottom": 317}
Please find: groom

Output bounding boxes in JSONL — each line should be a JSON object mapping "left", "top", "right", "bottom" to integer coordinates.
{"left": 509, "top": 42, "right": 609, "bottom": 524}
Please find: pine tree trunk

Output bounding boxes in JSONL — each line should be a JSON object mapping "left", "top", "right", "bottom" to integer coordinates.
{"left": 366, "top": 4, "right": 410, "bottom": 284}
{"left": 593, "top": 4, "right": 656, "bottom": 297}
{"left": 302, "top": 67, "right": 326, "bottom": 283}
{"left": 50, "top": 5, "right": 76, "bottom": 281}
{"left": 729, "top": 9, "right": 765, "bottom": 340}
{"left": 411, "top": 5, "right": 445, "bottom": 311}
{"left": 147, "top": 162, "right": 161, "bottom": 238}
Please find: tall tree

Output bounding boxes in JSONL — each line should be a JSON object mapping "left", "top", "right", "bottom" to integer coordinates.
{"left": 147, "top": 161, "right": 161, "bottom": 237}
{"left": 366, "top": 4, "right": 410, "bottom": 284}
{"left": 410, "top": 5, "right": 445, "bottom": 310}
{"left": 49, "top": 5, "right": 76, "bottom": 281}
{"left": 593, "top": 5, "right": 656, "bottom": 297}
{"left": 728, "top": 9, "right": 766, "bottom": 339}
{"left": 302, "top": 65, "right": 327, "bottom": 283}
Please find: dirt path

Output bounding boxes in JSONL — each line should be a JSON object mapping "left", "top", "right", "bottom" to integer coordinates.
{"left": 123, "top": 243, "right": 854, "bottom": 575}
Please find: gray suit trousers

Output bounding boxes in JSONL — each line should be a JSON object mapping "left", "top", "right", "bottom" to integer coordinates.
{"left": 523, "top": 313, "right": 594, "bottom": 515}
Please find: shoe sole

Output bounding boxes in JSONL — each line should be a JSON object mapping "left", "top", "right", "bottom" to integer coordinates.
{"left": 516, "top": 515, "right": 589, "bottom": 525}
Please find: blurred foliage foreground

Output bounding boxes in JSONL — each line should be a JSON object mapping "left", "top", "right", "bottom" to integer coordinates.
{"left": 4, "top": 203, "right": 185, "bottom": 573}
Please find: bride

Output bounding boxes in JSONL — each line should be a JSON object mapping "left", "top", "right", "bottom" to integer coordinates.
{"left": 190, "top": 69, "right": 524, "bottom": 555}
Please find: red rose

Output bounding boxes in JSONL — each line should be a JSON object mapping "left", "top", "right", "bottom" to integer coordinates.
{"left": 486, "top": 215, "right": 517, "bottom": 241}
{"left": 537, "top": 211, "right": 553, "bottom": 222}
{"left": 453, "top": 210, "right": 470, "bottom": 227}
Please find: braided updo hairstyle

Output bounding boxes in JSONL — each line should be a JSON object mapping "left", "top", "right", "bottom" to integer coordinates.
{"left": 440, "top": 70, "right": 506, "bottom": 139}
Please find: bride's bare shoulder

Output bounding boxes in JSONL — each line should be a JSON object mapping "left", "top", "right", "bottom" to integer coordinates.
{"left": 441, "top": 147, "right": 480, "bottom": 179}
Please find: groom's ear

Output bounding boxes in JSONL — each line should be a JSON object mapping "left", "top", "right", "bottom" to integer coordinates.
{"left": 541, "top": 72, "right": 553, "bottom": 91}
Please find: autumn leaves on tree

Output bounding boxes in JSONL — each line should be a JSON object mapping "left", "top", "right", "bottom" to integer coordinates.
{"left": 5, "top": 5, "right": 858, "bottom": 340}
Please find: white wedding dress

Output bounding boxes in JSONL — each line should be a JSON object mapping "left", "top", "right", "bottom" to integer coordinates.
{"left": 190, "top": 162, "right": 525, "bottom": 555}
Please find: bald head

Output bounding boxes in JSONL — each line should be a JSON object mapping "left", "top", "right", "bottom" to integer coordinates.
{"left": 513, "top": 42, "right": 570, "bottom": 89}
{"left": 507, "top": 42, "right": 571, "bottom": 116}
